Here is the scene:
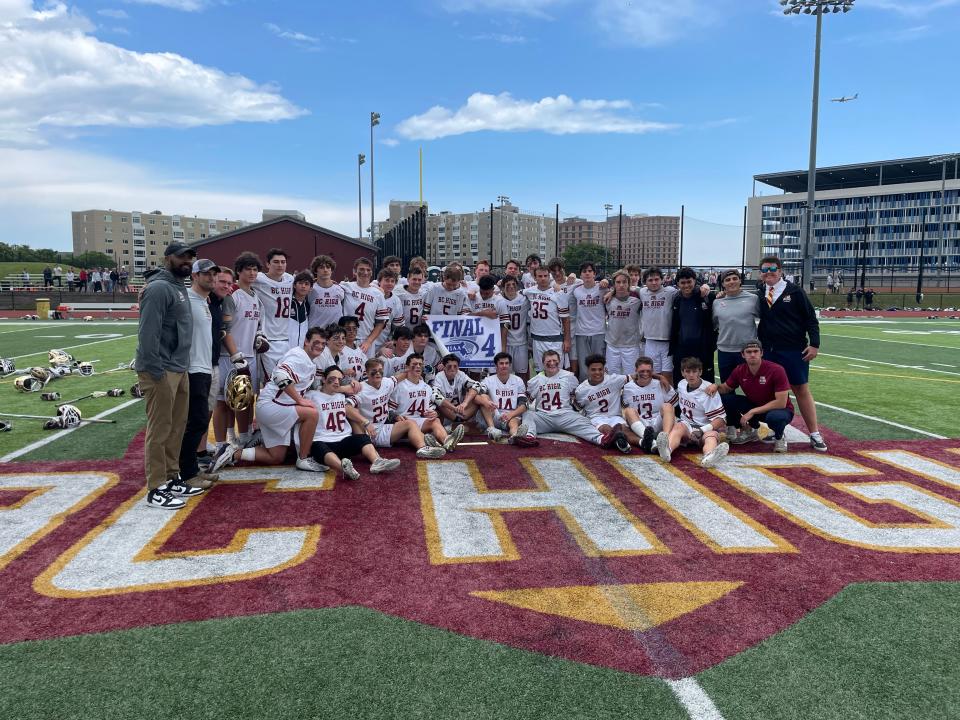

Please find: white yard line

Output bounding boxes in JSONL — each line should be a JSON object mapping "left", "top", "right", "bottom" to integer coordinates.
{"left": 931, "top": 363, "right": 956, "bottom": 368}
{"left": 0, "top": 398, "right": 140, "bottom": 462}
{"left": 813, "top": 400, "right": 947, "bottom": 439}
{"left": 819, "top": 332, "right": 959, "bottom": 350}
{"left": 666, "top": 678, "right": 726, "bottom": 720}
{"left": 11, "top": 334, "right": 136, "bottom": 360}
{"left": 848, "top": 364, "right": 870, "bottom": 369}
{"left": 818, "top": 352, "right": 960, "bottom": 378}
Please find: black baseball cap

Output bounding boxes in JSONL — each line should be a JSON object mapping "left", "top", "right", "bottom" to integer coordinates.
{"left": 164, "top": 242, "right": 196, "bottom": 257}
{"left": 191, "top": 258, "right": 219, "bottom": 274}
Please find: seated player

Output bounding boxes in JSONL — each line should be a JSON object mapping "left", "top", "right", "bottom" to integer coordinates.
{"left": 522, "top": 350, "right": 623, "bottom": 448}
{"left": 299, "top": 366, "right": 401, "bottom": 481}
{"left": 212, "top": 327, "right": 328, "bottom": 472}
{"left": 478, "top": 351, "right": 530, "bottom": 444}
{"left": 622, "top": 356, "right": 677, "bottom": 453}
{"left": 349, "top": 357, "right": 447, "bottom": 459}
{"left": 391, "top": 353, "right": 465, "bottom": 453}
{"left": 656, "top": 357, "right": 729, "bottom": 468}
{"left": 431, "top": 353, "right": 485, "bottom": 425}
{"left": 574, "top": 354, "right": 634, "bottom": 453}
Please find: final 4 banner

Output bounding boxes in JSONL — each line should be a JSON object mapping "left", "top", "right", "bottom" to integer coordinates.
{"left": 426, "top": 315, "right": 502, "bottom": 370}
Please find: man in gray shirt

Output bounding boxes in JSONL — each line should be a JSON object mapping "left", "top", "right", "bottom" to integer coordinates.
{"left": 711, "top": 269, "right": 759, "bottom": 382}
{"left": 135, "top": 241, "right": 195, "bottom": 509}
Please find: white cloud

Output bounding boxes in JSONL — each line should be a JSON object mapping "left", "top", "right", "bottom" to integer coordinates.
{"left": 440, "top": 0, "right": 564, "bottom": 18}
{"left": 395, "top": 92, "right": 676, "bottom": 140}
{"left": 122, "top": 0, "right": 208, "bottom": 11}
{"left": 265, "top": 22, "right": 319, "bottom": 46}
{"left": 470, "top": 32, "right": 527, "bottom": 43}
{"left": 380, "top": 137, "right": 400, "bottom": 147}
{"left": 97, "top": 8, "right": 129, "bottom": 19}
{"left": 0, "top": 1, "right": 306, "bottom": 146}
{"left": 0, "top": 147, "right": 364, "bottom": 249}
{"left": 593, "top": 0, "right": 715, "bottom": 47}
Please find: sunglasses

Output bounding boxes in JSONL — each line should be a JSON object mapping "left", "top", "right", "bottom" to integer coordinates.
{"left": 368, "top": 369, "right": 384, "bottom": 376}
{"left": 761, "top": 265, "right": 779, "bottom": 273}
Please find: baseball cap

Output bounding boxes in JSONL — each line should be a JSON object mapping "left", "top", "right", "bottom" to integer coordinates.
{"left": 192, "top": 258, "right": 219, "bottom": 274}
{"left": 720, "top": 269, "right": 741, "bottom": 282}
{"left": 163, "top": 241, "right": 196, "bottom": 257}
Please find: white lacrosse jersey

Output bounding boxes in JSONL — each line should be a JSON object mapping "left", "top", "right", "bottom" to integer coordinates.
{"left": 622, "top": 380, "right": 678, "bottom": 422}
{"left": 432, "top": 369, "right": 471, "bottom": 404}
{"left": 522, "top": 287, "right": 569, "bottom": 338}
{"left": 317, "top": 346, "right": 367, "bottom": 380}
{"left": 340, "top": 281, "right": 389, "bottom": 343}
{"left": 520, "top": 271, "right": 537, "bottom": 290}
{"left": 348, "top": 377, "right": 397, "bottom": 425}
{"left": 677, "top": 379, "right": 725, "bottom": 427}
{"left": 308, "top": 281, "right": 345, "bottom": 330}
{"left": 424, "top": 284, "right": 470, "bottom": 316}
{"left": 391, "top": 378, "right": 435, "bottom": 418}
{"left": 230, "top": 287, "right": 262, "bottom": 358}
{"left": 481, "top": 373, "right": 527, "bottom": 412}
{"left": 306, "top": 390, "right": 352, "bottom": 442}
{"left": 393, "top": 345, "right": 441, "bottom": 382}
{"left": 395, "top": 285, "right": 427, "bottom": 327}
{"left": 605, "top": 295, "right": 643, "bottom": 348}
{"left": 575, "top": 374, "right": 629, "bottom": 419}
{"left": 571, "top": 283, "right": 606, "bottom": 336}
{"left": 470, "top": 292, "right": 499, "bottom": 316}
{"left": 253, "top": 271, "right": 294, "bottom": 341}
{"left": 527, "top": 370, "right": 578, "bottom": 414}
{"left": 638, "top": 285, "right": 678, "bottom": 341}
{"left": 496, "top": 294, "right": 529, "bottom": 346}
{"left": 262, "top": 347, "right": 317, "bottom": 400}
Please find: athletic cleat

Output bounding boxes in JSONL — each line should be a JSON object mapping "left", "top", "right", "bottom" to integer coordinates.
{"left": 599, "top": 430, "right": 617, "bottom": 448}
{"left": 196, "top": 471, "right": 220, "bottom": 484}
{"left": 416, "top": 445, "right": 447, "bottom": 459}
{"left": 211, "top": 443, "right": 240, "bottom": 473}
{"left": 243, "top": 429, "right": 263, "bottom": 448}
{"left": 656, "top": 431, "right": 672, "bottom": 462}
{"left": 485, "top": 427, "right": 503, "bottom": 442}
{"left": 508, "top": 423, "right": 528, "bottom": 443}
{"left": 370, "top": 457, "right": 401, "bottom": 474}
{"left": 614, "top": 431, "right": 632, "bottom": 454}
{"left": 725, "top": 427, "right": 739, "bottom": 444}
{"left": 146, "top": 488, "right": 186, "bottom": 509}
{"left": 443, "top": 424, "right": 465, "bottom": 452}
{"left": 295, "top": 456, "right": 328, "bottom": 473}
{"left": 340, "top": 458, "right": 360, "bottom": 481}
{"left": 640, "top": 426, "right": 655, "bottom": 454}
{"left": 730, "top": 428, "right": 760, "bottom": 445}
{"left": 164, "top": 478, "right": 205, "bottom": 497}
{"left": 774, "top": 437, "right": 788, "bottom": 453}
{"left": 809, "top": 435, "right": 828, "bottom": 452}
{"left": 700, "top": 442, "right": 730, "bottom": 468}
{"left": 423, "top": 434, "right": 442, "bottom": 448}
{"left": 512, "top": 434, "right": 539, "bottom": 448}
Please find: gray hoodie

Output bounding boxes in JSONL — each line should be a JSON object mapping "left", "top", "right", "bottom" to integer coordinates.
{"left": 711, "top": 290, "right": 759, "bottom": 352}
{"left": 135, "top": 268, "right": 192, "bottom": 379}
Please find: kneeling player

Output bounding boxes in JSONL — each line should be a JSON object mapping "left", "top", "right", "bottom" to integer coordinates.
{"left": 391, "top": 353, "right": 465, "bottom": 452}
{"left": 574, "top": 354, "right": 634, "bottom": 453}
{"left": 350, "top": 357, "right": 447, "bottom": 459}
{"left": 622, "top": 356, "right": 677, "bottom": 453}
{"left": 302, "top": 366, "right": 401, "bottom": 481}
{"left": 478, "top": 351, "right": 530, "bottom": 444}
{"left": 656, "top": 357, "right": 729, "bottom": 468}
{"left": 432, "top": 353, "right": 485, "bottom": 425}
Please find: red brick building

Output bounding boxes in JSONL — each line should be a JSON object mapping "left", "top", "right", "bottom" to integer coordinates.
{"left": 189, "top": 215, "right": 376, "bottom": 280}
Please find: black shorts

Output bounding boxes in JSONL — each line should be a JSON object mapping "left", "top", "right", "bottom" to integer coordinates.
{"left": 311, "top": 434, "right": 371, "bottom": 461}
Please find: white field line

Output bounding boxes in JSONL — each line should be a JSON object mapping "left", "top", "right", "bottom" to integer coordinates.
{"left": 0, "top": 326, "right": 43, "bottom": 336}
{"left": 931, "top": 363, "right": 956, "bottom": 368}
{"left": 813, "top": 400, "right": 947, "bottom": 439}
{"left": 848, "top": 364, "right": 870, "bottom": 369}
{"left": 821, "top": 319, "right": 960, "bottom": 325}
{"left": 818, "top": 352, "right": 960, "bottom": 378}
{"left": 0, "top": 398, "right": 141, "bottom": 462}
{"left": 10, "top": 334, "right": 136, "bottom": 360}
{"left": 666, "top": 678, "right": 726, "bottom": 720}
{"left": 820, "top": 332, "right": 959, "bottom": 350}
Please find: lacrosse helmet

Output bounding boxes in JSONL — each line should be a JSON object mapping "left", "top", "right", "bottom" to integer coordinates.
{"left": 0, "top": 420, "right": 11, "bottom": 432}
{"left": 29, "top": 366, "right": 51, "bottom": 384}
{"left": 48, "top": 349, "right": 73, "bottom": 367}
{"left": 225, "top": 370, "right": 254, "bottom": 411}
{"left": 0, "top": 358, "right": 15, "bottom": 374}
{"left": 57, "top": 404, "right": 82, "bottom": 428}
{"left": 15, "top": 376, "right": 42, "bottom": 392}
{"left": 77, "top": 362, "right": 95, "bottom": 377}
{"left": 130, "top": 382, "right": 144, "bottom": 398}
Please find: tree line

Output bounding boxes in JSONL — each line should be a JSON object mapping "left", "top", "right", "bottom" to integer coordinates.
{"left": 0, "top": 242, "right": 114, "bottom": 269}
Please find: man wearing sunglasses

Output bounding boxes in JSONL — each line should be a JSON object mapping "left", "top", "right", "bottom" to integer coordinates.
{"left": 756, "top": 255, "right": 827, "bottom": 452}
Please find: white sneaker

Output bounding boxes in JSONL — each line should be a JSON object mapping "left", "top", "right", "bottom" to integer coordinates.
{"left": 774, "top": 437, "right": 788, "bottom": 453}
{"left": 146, "top": 487, "right": 186, "bottom": 509}
{"left": 485, "top": 426, "right": 503, "bottom": 442}
{"left": 416, "top": 445, "right": 446, "bottom": 459}
{"left": 370, "top": 457, "right": 401, "bottom": 474}
{"left": 730, "top": 428, "right": 760, "bottom": 445}
{"left": 211, "top": 442, "right": 240, "bottom": 473}
{"left": 295, "top": 456, "right": 328, "bottom": 473}
{"left": 656, "top": 431, "right": 671, "bottom": 462}
{"left": 443, "top": 424, "right": 465, "bottom": 452}
{"left": 423, "top": 434, "right": 442, "bottom": 448}
{"left": 340, "top": 458, "right": 360, "bottom": 481}
{"left": 701, "top": 442, "right": 730, "bottom": 468}
{"left": 508, "top": 423, "right": 528, "bottom": 443}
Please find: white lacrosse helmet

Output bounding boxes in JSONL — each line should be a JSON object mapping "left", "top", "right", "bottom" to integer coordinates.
{"left": 57, "top": 404, "right": 82, "bottom": 428}
{"left": 77, "top": 362, "right": 95, "bottom": 377}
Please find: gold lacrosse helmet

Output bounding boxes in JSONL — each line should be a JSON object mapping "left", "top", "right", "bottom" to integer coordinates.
{"left": 29, "top": 367, "right": 51, "bottom": 384}
{"left": 48, "top": 349, "right": 73, "bottom": 367}
{"left": 225, "top": 370, "right": 254, "bottom": 411}
{"left": 15, "top": 376, "right": 42, "bottom": 392}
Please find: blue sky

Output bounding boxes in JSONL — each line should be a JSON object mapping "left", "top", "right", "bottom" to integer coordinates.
{"left": 1, "top": 0, "right": 958, "bottom": 264}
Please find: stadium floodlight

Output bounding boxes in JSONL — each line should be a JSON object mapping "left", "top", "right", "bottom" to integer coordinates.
{"left": 370, "top": 112, "right": 380, "bottom": 246}
{"left": 782, "top": 0, "right": 856, "bottom": 289}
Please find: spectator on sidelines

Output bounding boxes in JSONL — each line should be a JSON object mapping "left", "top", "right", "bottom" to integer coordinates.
{"left": 91, "top": 268, "right": 102, "bottom": 293}
{"left": 865, "top": 288, "right": 875, "bottom": 311}
{"left": 66, "top": 268, "right": 75, "bottom": 291}
{"left": 21, "top": 268, "right": 30, "bottom": 287}
{"left": 710, "top": 341, "right": 794, "bottom": 451}
{"left": 78, "top": 268, "right": 87, "bottom": 292}
{"left": 756, "top": 255, "right": 827, "bottom": 452}
{"left": 109, "top": 268, "right": 119, "bottom": 293}
{"left": 711, "top": 269, "right": 759, "bottom": 382}
{"left": 54, "top": 264, "right": 63, "bottom": 287}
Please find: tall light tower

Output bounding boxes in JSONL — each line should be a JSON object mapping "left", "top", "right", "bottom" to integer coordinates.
{"left": 357, "top": 153, "right": 366, "bottom": 242}
{"left": 929, "top": 153, "right": 960, "bottom": 282}
{"left": 780, "top": 0, "right": 855, "bottom": 288}
{"left": 497, "top": 195, "right": 510, "bottom": 268}
{"left": 603, "top": 203, "right": 613, "bottom": 250}
{"left": 370, "top": 112, "right": 380, "bottom": 246}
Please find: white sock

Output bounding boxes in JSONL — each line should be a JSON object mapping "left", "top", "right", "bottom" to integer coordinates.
{"left": 226, "top": 428, "right": 235, "bottom": 443}
{"left": 630, "top": 421, "right": 646, "bottom": 437}
{"left": 237, "top": 431, "right": 251, "bottom": 444}
{"left": 810, "top": 431, "right": 822, "bottom": 440}
{"left": 240, "top": 447, "right": 257, "bottom": 462}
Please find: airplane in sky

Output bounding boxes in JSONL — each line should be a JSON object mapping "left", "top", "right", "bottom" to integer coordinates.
{"left": 831, "top": 93, "right": 858, "bottom": 103}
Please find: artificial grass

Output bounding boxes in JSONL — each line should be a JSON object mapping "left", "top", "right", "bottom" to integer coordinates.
{"left": 0, "top": 607, "right": 686, "bottom": 720}
{"left": 698, "top": 582, "right": 960, "bottom": 720}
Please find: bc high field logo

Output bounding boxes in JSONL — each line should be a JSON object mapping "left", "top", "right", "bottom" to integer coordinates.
{"left": 2, "top": 438, "right": 959, "bottom": 677}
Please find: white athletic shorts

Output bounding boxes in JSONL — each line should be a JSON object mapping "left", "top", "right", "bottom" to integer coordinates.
{"left": 639, "top": 414, "right": 665, "bottom": 433}
{"left": 605, "top": 345, "right": 640, "bottom": 376}
{"left": 589, "top": 415, "right": 625, "bottom": 430}
{"left": 372, "top": 423, "right": 394, "bottom": 447}
{"left": 531, "top": 339, "right": 562, "bottom": 373}
{"left": 507, "top": 343, "right": 529, "bottom": 374}
{"left": 408, "top": 416, "right": 429, "bottom": 430}
{"left": 645, "top": 339, "right": 673, "bottom": 374}
{"left": 255, "top": 398, "right": 299, "bottom": 449}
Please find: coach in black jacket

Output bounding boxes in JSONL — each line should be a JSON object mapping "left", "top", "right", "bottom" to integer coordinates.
{"left": 669, "top": 267, "right": 717, "bottom": 384}
{"left": 756, "top": 255, "right": 827, "bottom": 452}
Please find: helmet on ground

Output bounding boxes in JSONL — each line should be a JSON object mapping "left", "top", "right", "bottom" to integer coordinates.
{"left": 29, "top": 367, "right": 51, "bottom": 384}
{"left": 1, "top": 358, "right": 16, "bottom": 374}
{"left": 77, "top": 362, "right": 95, "bottom": 376}
{"left": 130, "top": 382, "right": 144, "bottom": 398}
{"left": 48, "top": 349, "right": 73, "bottom": 367}
{"left": 15, "top": 376, "right": 42, "bottom": 392}
{"left": 225, "top": 370, "right": 254, "bottom": 411}
{"left": 57, "top": 404, "right": 82, "bottom": 428}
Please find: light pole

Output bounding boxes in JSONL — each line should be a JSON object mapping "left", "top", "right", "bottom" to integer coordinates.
{"left": 497, "top": 195, "right": 510, "bottom": 269}
{"left": 929, "top": 153, "right": 960, "bottom": 284}
{"left": 370, "top": 112, "right": 380, "bottom": 246}
{"left": 603, "top": 203, "right": 613, "bottom": 254}
{"left": 357, "top": 153, "right": 365, "bottom": 242}
{"left": 780, "top": 0, "right": 855, "bottom": 289}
